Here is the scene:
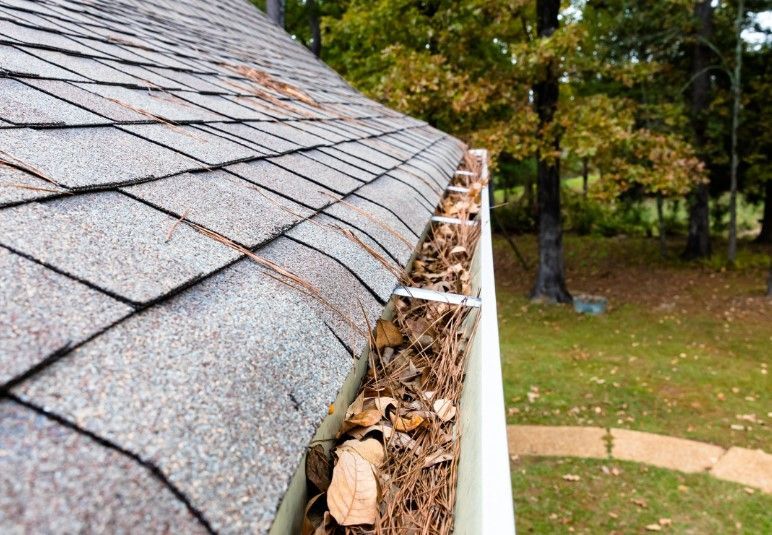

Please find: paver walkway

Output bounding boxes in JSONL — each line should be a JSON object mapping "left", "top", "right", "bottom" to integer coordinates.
{"left": 507, "top": 425, "right": 772, "bottom": 493}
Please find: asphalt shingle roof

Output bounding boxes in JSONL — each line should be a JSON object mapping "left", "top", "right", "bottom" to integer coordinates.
{"left": 0, "top": 0, "right": 465, "bottom": 532}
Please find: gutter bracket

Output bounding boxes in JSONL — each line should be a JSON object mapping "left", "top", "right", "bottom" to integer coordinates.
{"left": 431, "top": 215, "right": 479, "bottom": 226}
{"left": 392, "top": 285, "right": 482, "bottom": 308}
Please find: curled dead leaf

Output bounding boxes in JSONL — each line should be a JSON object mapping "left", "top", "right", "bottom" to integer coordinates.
{"left": 433, "top": 399, "right": 456, "bottom": 422}
{"left": 328, "top": 450, "right": 378, "bottom": 526}
{"left": 346, "top": 409, "right": 382, "bottom": 428}
{"left": 374, "top": 319, "right": 403, "bottom": 349}
{"left": 450, "top": 245, "right": 467, "bottom": 255}
{"left": 301, "top": 492, "right": 326, "bottom": 535}
{"left": 391, "top": 412, "right": 424, "bottom": 432}
{"left": 347, "top": 423, "right": 394, "bottom": 440}
{"left": 338, "top": 438, "right": 385, "bottom": 467}
{"left": 423, "top": 449, "right": 453, "bottom": 468}
{"left": 373, "top": 397, "right": 398, "bottom": 418}
{"left": 306, "top": 444, "right": 331, "bottom": 492}
{"left": 345, "top": 392, "right": 365, "bottom": 419}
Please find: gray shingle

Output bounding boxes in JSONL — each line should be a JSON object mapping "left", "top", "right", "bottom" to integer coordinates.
{"left": 0, "top": 402, "right": 206, "bottom": 534}
{"left": 324, "top": 196, "right": 415, "bottom": 266}
{"left": 388, "top": 167, "right": 444, "bottom": 199}
{"left": 174, "top": 91, "right": 269, "bottom": 121}
{"left": 0, "top": 248, "right": 131, "bottom": 383}
{"left": 74, "top": 83, "right": 224, "bottom": 122}
{"left": 0, "top": 192, "right": 239, "bottom": 303}
{"left": 356, "top": 175, "right": 434, "bottom": 235}
{"left": 334, "top": 141, "right": 402, "bottom": 169}
{"left": 259, "top": 236, "right": 383, "bottom": 351}
{"left": 0, "top": 127, "right": 199, "bottom": 188}
{"left": 23, "top": 47, "right": 144, "bottom": 85}
{"left": 22, "top": 79, "right": 149, "bottom": 121}
{"left": 303, "top": 148, "right": 378, "bottom": 182}
{"left": 268, "top": 152, "right": 362, "bottom": 194}
{"left": 146, "top": 67, "right": 229, "bottom": 93}
{"left": 320, "top": 146, "right": 387, "bottom": 174}
{"left": 0, "top": 19, "right": 98, "bottom": 56}
{"left": 0, "top": 165, "right": 66, "bottom": 206}
{"left": 0, "top": 78, "right": 104, "bottom": 126}
{"left": 288, "top": 120, "right": 350, "bottom": 143}
{"left": 248, "top": 120, "right": 327, "bottom": 148}
{"left": 0, "top": 43, "right": 87, "bottom": 80}
{"left": 286, "top": 215, "right": 397, "bottom": 301}
{"left": 228, "top": 159, "right": 336, "bottom": 209}
{"left": 208, "top": 122, "right": 300, "bottom": 154}
{"left": 13, "top": 257, "right": 353, "bottom": 533}
{"left": 123, "top": 170, "right": 311, "bottom": 248}
{"left": 119, "top": 124, "right": 263, "bottom": 165}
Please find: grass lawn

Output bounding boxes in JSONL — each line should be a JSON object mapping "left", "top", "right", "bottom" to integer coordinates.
{"left": 494, "top": 233, "right": 771, "bottom": 531}
{"left": 512, "top": 456, "right": 771, "bottom": 534}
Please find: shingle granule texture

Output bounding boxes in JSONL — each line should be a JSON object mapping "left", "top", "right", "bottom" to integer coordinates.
{"left": 0, "top": 401, "right": 205, "bottom": 534}
{"left": 0, "top": 247, "right": 131, "bottom": 383}
{"left": 0, "top": 192, "right": 239, "bottom": 303}
{"left": 0, "top": 0, "right": 465, "bottom": 531}
{"left": 14, "top": 259, "right": 353, "bottom": 533}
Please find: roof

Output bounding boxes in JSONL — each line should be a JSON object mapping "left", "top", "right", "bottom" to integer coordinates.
{"left": 0, "top": 0, "right": 464, "bottom": 532}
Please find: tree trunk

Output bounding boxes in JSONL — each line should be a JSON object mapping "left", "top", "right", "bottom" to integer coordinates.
{"left": 266, "top": 0, "right": 285, "bottom": 28}
{"left": 308, "top": 0, "right": 322, "bottom": 57}
{"left": 530, "top": 0, "right": 571, "bottom": 304}
{"left": 756, "top": 180, "right": 772, "bottom": 243}
{"left": 684, "top": 0, "right": 713, "bottom": 259}
{"left": 728, "top": 0, "right": 744, "bottom": 264}
{"left": 582, "top": 157, "right": 589, "bottom": 197}
{"left": 657, "top": 193, "right": 667, "bottom": 257}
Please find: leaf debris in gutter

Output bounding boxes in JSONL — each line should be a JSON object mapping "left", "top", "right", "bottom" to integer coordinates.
{"left": 302, "top": 151, "right": 487, "bottom": 534}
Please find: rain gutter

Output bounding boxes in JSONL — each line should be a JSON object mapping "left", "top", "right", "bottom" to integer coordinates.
{"left": 270, "top": 149, "right": 515, "bottom": 535}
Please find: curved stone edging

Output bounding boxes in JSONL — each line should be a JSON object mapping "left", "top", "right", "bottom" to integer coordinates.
{"left": 507, "top": 425, "right": 771, "bottom": 493}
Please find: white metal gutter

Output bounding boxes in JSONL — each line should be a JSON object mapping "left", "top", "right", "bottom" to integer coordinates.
{"left": 270, "top": 148, "right": 515, "bottom": 535}
{"left": 453, "top": 149, "right": 516, "bottom": 534}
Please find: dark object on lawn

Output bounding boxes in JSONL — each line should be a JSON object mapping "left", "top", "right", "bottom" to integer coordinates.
{"left": 573, "top": 294, "right": 608, "bottom": 315}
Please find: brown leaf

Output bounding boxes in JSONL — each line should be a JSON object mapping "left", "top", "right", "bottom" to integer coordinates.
{"left": 373, "top": 397, "right": 398, "bottom": 418}
{"left": 328, "top": 450, "right": 378, "bottom": 526}
{"left": 345, "top": 392, "right": 365, "bottom": 419}
{"left": 347, "top": 423, "right": 394, "bottom": 440}
{"left": 391, "top": 412, "right": 424, "bottom": 432}
{"left": 347, "top": 409, "right": 382, "bottom": 427}
{"left": 374, "top": 319, "right": 403, "bottom": 349}
{"left": 306, "top": 444, "right": 331, "bottom": 492}
{"left": 433, "top": 399, "right": 456, "bottom": 422}
{"left": 338, "top": 438, "right": 385, "bottom": 467}
{"left": 450, "top": 245, "right": 467, "bottom": 255}
{"left": 423, "top": 449, "right": 453, "bottom": 468}
{"left": 313, "top": 512, "right": 335, "bottom": 535}
{"left": 301, "top": 493, "right": 326, "bottom": 535}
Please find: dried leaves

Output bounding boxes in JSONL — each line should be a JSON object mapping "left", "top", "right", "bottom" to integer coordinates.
{"left": 328, "top": 450, "right": 379, "bottom": 526}
{"left": 374, "top": 319, "right": 403, "bottom": 349}
{"left": 302, "top": 154, "right": 485, "bottom": 533}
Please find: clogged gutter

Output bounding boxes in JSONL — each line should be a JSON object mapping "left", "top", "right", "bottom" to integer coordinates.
{"left": 301, "top": 152, "right": 485, "bottom": 534}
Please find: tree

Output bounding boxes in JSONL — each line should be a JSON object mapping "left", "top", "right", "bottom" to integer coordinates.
{"left": 684, "top": 0, "right": 714, "bottom": 260}
{"left": 308, "top": 0, "right": 322, "bottom": 57}
{"left": 530, "top": 0, "right": 571, "bottom": 303}
{"left": 266, "top": 0, "right": 285, "bottom": 27}
{"left": 727, "top": 0, "right": 745, "bottom": 263}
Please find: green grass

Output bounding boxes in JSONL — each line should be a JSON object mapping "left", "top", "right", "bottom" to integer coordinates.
{"left": 497, "top": 235, "right": 770, "bottom": 449}
{"left": 512, "top": 456, "right": 772, "bottom": 534}
{"left": 496, "top": 233, "right": 771, "bottom": 531}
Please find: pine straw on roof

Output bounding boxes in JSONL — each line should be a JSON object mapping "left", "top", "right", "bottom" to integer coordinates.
{"left": 302, "top": 152, "right": 486, "bottom": 535}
